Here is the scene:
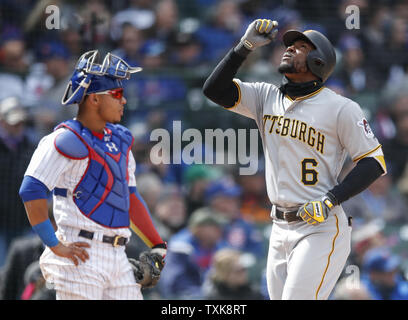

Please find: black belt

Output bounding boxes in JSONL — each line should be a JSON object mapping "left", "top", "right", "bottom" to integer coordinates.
{"left": 275, "top": 209, "right": 303, "bottom": 222}
{"left": 78, "top": 229, "right": 128, "bottom": 247}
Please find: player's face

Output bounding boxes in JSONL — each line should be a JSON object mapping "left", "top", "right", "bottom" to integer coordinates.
{"left": 278, "top": 39, "right": 314, "bottom": 75}
{"left": 97, "top": 88, "right": 127, "bottom": 123}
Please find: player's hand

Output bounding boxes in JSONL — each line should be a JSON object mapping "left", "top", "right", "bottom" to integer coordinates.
{"left": 129, "top": 247, "right": 166, "bottom": 288}
{"left": 151, "top": 245, "right": 167, "bottom": 261}
{"left": 297, "top": 192, "right": 338, "bottom": 225}
{"left": 239, "top": 19, "right": 278, "bottom": 51}
{"left": 50, "top": 241, "right": 90, "bottom": 266}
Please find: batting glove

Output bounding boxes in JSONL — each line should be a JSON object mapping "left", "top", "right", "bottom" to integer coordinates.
{"left": 237, "top": 19, "right": 278, "bottom": 51}
{"left": 297, "top": 192, "right": 338, "bottom": 225}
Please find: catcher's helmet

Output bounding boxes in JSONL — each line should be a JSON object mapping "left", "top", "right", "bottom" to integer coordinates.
{"left": 282, "top": 29, "right": 336, "bottom": 82}
{"left": 61, "top": 50, "right": 142, "bottom": 105}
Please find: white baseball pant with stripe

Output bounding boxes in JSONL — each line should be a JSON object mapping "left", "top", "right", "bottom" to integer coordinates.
{"left": 266, "top": 207, "right": 351, "bottom": 300}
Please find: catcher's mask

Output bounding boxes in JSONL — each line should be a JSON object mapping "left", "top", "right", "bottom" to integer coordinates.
{"left": 61, "top": 50, "right": 142, "bottom": 106}
{"left": 282, "top": 29, "right": 336, "bottom": 83}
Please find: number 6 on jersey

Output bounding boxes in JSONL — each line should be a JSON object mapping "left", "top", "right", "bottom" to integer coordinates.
{"left": 301, "top": 158, "right": 318, "bottom": 185}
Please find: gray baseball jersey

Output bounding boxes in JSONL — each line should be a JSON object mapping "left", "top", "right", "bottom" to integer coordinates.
{"left": 226, "top": 79, "right": 386, "bottom": 299}
{"left": 229, "top": 79, "right": 385, "bottom": 210}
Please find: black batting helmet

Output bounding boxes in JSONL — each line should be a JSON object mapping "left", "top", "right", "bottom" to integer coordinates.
{"left": 282, "top": 29, "right": 336, "bottom": 82}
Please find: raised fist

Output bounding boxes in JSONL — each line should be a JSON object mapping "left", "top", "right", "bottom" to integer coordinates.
{"left": 239, "top": 19, "right": 279, "bottom": 51}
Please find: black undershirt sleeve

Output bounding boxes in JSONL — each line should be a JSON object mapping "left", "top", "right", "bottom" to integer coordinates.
{"left": 329, "top": 157, "right": 384, "bottom": 204}
{"left": 202, "top": 47, "right": 249, "bottom": 108}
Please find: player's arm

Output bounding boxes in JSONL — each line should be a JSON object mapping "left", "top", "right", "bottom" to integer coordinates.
{"left": 19, "top": 134, "right": 89, "bottom": 265}
{"left": 129, "top": 187, "right": 166, "bottom": 250}
{"left": 126, "top": 153, "right": 166, "bottom": 288}
{"left": 298, "top": 102, "right": 387, "bottom": 225}
{"left": 330, "top": 101, "right": 387, "bottom": 204}
{"left": 297, "top": 157, "right": 385, "bottom": 225}
{"left": 328, "top": 157, "right": 384, "bottom": 205}
{"left": 202, "top": 47, "right": 246, "bottom": 107}
{"left": 203, "top": 19, "right": 278, "bottom": 107}
{"left": 19, "top": 176, "right": 90, "bottom": 265}
{"left": 19, "top": 176, "right": 56, "bottom": 240}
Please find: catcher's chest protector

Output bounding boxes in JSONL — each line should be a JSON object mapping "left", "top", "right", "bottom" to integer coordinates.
{"left": 54, "top": 119, "right": 134, "bottom": 228}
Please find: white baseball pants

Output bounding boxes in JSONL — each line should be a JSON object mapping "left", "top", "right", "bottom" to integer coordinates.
{"left": 266, "top": 208, "right": 351, "bottom": 300}
{"left": 39, "top": 227, "right": 142, "bottom": 300}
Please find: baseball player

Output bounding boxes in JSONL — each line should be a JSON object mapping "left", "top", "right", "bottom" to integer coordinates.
{"left": 19, "top": 50, "right": 166, "bottom": 300}
{"left": 203, "top": 19, "right": 387, "bottom": 300}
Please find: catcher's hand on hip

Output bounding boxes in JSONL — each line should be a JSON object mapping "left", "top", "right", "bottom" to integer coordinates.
{"left": 297, "top": 192, "right": 338, "bottom": 225}
{"left": 50, "top": 241, "right": 90, "bottom": 266}
{"left": 240, "top": 19, "right": 278, "bottom": 51}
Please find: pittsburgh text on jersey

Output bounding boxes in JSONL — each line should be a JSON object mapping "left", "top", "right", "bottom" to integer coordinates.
{"left": 262, "top": 115, "right": 325, "bottom": 154}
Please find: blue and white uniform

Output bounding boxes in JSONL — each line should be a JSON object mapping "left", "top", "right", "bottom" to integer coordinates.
{"left": 19, "top": 50, "right": 165, "bottom": 300}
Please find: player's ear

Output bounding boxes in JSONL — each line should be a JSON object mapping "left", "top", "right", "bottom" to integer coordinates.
{"left": 88, "top": 93, "right": 100, "bottom": 105}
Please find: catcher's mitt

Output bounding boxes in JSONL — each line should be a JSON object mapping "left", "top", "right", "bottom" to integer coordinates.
{"left": 129, "top": 251, "right": 165, "bottom": 288}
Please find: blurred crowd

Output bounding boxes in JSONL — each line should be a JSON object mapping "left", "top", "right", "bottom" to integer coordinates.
{"left": 0, "top": 0, "right": 408, "bottom": 300}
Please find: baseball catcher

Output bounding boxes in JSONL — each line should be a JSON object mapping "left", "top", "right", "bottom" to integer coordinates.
{"left": 19, "top": 50, "right": 167, "bottom": 300}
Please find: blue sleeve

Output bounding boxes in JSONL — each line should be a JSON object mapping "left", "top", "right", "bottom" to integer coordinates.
{"left": 19, "top": 176, "right": 50, "bottom": 202}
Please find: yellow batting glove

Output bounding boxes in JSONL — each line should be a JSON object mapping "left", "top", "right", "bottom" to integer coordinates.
{"left": 297, "top": 193, "right": 337, "bottom": 225}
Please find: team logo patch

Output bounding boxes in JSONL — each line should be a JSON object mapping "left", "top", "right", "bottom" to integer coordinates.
{"left": 357, "top": 118, "right": 374, "bottom": 138}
